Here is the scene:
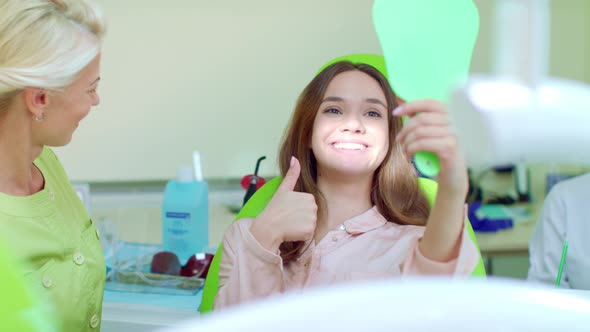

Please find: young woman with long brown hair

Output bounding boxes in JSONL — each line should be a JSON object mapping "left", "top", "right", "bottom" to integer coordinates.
{"left": 214, "top": 61, "right": 479, "bottom": 309}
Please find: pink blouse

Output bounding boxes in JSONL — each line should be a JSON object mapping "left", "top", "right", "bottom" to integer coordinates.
{"left": 214, "top": 206, "right": 479, "bottom": 309}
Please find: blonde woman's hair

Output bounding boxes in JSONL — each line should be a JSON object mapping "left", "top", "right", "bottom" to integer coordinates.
{"left": 0, "top": 0, "right": 106, "bottom": 113}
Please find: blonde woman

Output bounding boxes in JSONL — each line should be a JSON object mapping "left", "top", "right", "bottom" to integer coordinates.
{"left": 0, "top": 0, "right": 106, "bottom": 330}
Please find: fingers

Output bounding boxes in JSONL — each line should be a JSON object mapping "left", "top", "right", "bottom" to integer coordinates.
{"left": 403, "top": 136, "right": 458, "bottom": 161}
{"left": 396, "top": 113, "right": 449, "bottom": 143}
{"left": 392, "top": 99, "right": 447, "bottom": 118}
{"left": 395, "top": 101, "right": 454, "bottom": 158}
{"left": 277, "top": 156, "right": 301, "bottom": 193}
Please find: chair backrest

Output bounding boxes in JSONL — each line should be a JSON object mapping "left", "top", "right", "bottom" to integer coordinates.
{"left": 200, "top": 176, "right": 486, "bottom": 313}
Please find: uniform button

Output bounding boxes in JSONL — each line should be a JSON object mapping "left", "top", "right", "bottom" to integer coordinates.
{"left": 89, "top": 314, "right": 100, "bottom": 329}
{"left": 42, "top": 275, "right": 53, "bottom": 288}
{"left": 331, "top": 236, "right": 338, "bottom": 242}
{"left": 73, "top": 252, "right": 85, "bottom": 265}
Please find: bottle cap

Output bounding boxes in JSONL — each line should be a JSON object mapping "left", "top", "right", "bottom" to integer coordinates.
{"left": 177, "top": 166, "right": 194, "bottom": 182}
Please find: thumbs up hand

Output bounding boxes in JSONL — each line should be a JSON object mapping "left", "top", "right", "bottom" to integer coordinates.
{"left": 249, "top": 157, "right": 318, "bottom": 253}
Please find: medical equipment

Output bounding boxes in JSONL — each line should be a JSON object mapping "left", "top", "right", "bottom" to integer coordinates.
{"left": 241, "top": 156, "right": 267, "bottom": 206}
{"left": 450, "top": 0, "right": 590, "bottom": 167}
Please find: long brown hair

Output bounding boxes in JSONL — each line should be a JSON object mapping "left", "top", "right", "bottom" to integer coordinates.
{"left": 278, "top": 61, "right": 430, "bottom": 264}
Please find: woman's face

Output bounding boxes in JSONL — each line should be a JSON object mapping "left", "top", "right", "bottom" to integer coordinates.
{"left": 38, "top": 54, "right": 101, "bottom": 146}
{"left": 311, "top": 70, "right": 390, "bottom": 178}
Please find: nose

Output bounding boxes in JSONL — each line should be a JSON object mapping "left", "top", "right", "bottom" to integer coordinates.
{"left": 340, "top": 112, "right": 365, "bottom": 134}
{"left": 92, "top": 93, "right": 100, "bottom": 107}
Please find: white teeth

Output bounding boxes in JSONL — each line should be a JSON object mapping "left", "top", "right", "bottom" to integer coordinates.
{"left": 333, "top": 142, "right": 366, "bottom": 150}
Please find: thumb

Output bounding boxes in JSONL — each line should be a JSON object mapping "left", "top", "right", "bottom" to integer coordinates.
{"left": 277, "top": 156, "right": 301, "bottom": 193}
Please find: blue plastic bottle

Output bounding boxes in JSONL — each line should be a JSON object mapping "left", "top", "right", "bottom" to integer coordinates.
{"left": 162, "top": 166, "right": 209, "bottom": 264}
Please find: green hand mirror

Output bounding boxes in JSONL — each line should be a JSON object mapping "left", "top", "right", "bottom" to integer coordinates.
{"left": 373, "top": 0, "right": 479, "bottom": 177}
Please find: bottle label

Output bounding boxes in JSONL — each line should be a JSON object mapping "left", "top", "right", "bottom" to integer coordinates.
{"left": 164, "top": 212, "right": 191, "bottom": 251}
{"left": 166, "top": 212, "right": 191, "bottom": 219}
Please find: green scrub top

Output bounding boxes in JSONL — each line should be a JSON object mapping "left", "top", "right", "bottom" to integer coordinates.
{"left": 0, "top": 239, "right": 57, "bottom": 332}
{"left": 0, "top": 147, "right": 106, "bottom": 331}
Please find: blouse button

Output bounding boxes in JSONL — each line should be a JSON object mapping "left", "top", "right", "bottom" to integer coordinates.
{"left": 339, "top": 224, "right": 346, "bottom": 231}
{"left": 331, "top": 236, "right": 338, "bottom": 242}
{"left": 89, "top": 314, "right": 100, "bottom": 329}
{"left": 73, "top": 252, "right": 85, "bottom": 265}
{"left": 42, "top": 275, "right": 53, "bottom": 288}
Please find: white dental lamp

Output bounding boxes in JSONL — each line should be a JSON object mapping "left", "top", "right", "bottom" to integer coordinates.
{"left": 450, "top": 0, "right": 590, "bottom": 168}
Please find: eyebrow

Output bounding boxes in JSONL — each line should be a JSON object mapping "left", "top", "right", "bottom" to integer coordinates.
{"left": 365, "top": 98, "right": 387, "bottom": 108}
{"left": 322, "top": 96, "right": 387, "bottom": 108}
{"left": 89, "top": 77, "right": 101, "bottom": 86}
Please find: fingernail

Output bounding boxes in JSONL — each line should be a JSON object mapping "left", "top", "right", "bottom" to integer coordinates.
{"left": 290, "top": 156, "right": 295, "bottom": 167}
{"left": 392, "top": 106, "right": 403, "bottom": 115}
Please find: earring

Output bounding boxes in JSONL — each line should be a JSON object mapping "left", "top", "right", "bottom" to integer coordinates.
{"left": 35, "top": 113, "right": 45, "bottom": 122}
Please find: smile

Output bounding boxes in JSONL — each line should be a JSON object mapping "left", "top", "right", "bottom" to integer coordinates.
{"left": 331, "top": 142, "right": 367, "bottom": 151}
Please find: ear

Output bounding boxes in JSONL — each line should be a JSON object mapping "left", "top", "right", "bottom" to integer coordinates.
{"left": 23, "top": 88, "right": 48, "bottom": 118}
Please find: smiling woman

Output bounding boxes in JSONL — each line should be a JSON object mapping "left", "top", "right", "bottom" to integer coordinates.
{"left": 212, "top": 61, "right": 481, "bottom": 310}
{"left": 0, "top": 0, "right": 108, "bottom": 330}
{"left": 35, "top": 56, "right": 102, "bottom": 147}
{"left": 312, "top": 71, "right": 391, "bottom": 180}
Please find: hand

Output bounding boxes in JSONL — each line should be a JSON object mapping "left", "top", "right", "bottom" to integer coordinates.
{"left": 394, "top": 100, "right": 468, "bottom": 198}
{"left": 249, "top": 157, "right": 318, "bottom": 252}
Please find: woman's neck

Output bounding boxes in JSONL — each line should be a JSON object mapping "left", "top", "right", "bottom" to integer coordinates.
{"left": 0, "top": 105, "right": 44, "bottom": 196}
{"left": 314, "top": 171, "right": 374, "bottom": 241}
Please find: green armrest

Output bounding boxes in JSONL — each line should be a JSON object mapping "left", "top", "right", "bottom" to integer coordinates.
{"left": 200, "top": 177, "right": 486, "bottom": 313}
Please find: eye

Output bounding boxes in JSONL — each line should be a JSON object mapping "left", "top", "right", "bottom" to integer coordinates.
{"left": 323, "top": 107, "right": 342, "bottom": 115}
{"left": 366, "top": 110, "right": 382, "bottom": 118}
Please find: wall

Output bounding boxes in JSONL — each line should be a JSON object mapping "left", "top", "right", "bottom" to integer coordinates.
{"left": 55, "top": 0, "right": 590, "bottom": 184}
{"left": 54, "top": 0, "right": 380, "bottom": 182}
